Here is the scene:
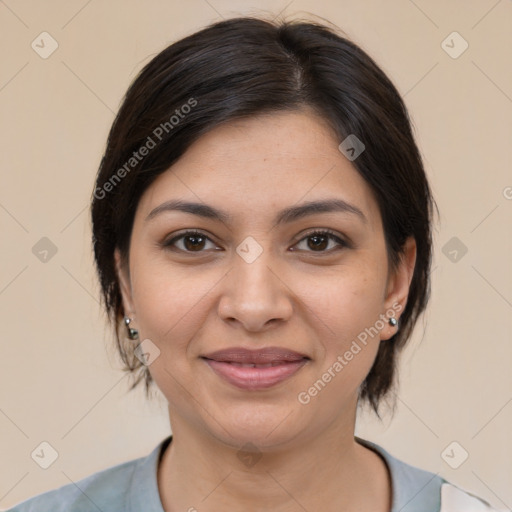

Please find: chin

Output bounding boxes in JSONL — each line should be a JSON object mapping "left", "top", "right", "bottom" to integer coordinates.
{"left": 207, "top": 404, "right": 306, "bottom": 451}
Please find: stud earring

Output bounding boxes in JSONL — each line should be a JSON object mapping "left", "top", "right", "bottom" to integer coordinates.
{"left": 124, "top": 317, "right": 139, "bottom": 340}
{"left": 389, "top": 317, "right": 398, "bottom": 327}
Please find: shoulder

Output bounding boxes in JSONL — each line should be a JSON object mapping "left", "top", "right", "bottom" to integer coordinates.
{"left": 5, "top": 438, "right": 169, "bottom": 512}
{"left": 355, "top": 437, "right": 502, "bottom": 512}
{"left": 5, "top": 458, "right": 139, "bottom": 512}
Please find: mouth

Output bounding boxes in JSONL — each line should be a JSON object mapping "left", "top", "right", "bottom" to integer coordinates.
{"left": 201, "top": 347, "right": 310, "bottom": 390}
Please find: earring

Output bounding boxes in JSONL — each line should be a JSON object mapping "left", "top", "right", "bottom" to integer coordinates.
{"left": 389, "top": 317, "right": 398, "bottom": 327}
{"left": 124, "top": 317, "right": 139, "bottom": 340}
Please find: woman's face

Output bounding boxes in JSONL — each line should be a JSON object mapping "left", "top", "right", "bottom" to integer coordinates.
{"left": 116, "top": 110, "right": 416, "bottom": 450}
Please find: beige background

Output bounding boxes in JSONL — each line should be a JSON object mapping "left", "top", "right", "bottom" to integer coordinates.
{"left": 1, "top": 0, "right": 511, "bottom": 510}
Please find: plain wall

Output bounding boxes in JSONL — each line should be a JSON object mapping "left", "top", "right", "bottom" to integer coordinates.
{"left": 1, "top": 0, "right": 511, "bottom": 509}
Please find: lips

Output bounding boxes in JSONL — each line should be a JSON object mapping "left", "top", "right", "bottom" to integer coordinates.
{"left": 202, "top": 347, "right": 309, "bottom": 364}
{"left": 201, "top": 347, "right": 310, "bottom": 390}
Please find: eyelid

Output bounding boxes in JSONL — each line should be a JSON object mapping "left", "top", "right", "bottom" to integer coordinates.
{"left": 162, "top": 228, "right": 349, "bottom": 253}
{"left": 291, "top": 228, "right": 349, "bottom": 252}
{"left": 162, "top": 229, "right": 220, "bottom": 250}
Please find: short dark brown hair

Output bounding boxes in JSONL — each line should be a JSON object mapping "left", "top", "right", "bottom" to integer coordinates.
{"left": 91, "top": 16, "right": 437, "bottom": 414}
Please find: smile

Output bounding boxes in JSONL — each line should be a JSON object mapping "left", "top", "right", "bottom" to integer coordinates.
{"left": 202, "top": 358, "right": 309, "bottom": 390}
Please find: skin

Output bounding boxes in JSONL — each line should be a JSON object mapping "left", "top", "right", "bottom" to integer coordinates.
{"left": 115, "top": 109, "right": 417, "bottom": 512}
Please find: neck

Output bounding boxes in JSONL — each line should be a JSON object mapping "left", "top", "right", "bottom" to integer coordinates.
{"left": 157, "top": 410, "right": 391, "bottom": 512}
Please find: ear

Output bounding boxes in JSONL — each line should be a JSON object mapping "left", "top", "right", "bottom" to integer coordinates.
{"left": 380, "top": 236, "right": 417, "bottom": 341}
{"left": 114, "top": 248, "right": 136, "bottom": 318}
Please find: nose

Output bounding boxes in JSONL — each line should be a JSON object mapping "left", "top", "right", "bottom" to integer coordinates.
{"left": 217, "top": 247, "right": 293, "bottom": 332}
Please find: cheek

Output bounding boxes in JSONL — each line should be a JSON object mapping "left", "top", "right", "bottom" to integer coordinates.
{"left": 294, "top": 276, "right": 384, "bottom": 407}
{"left": 294, "top": 264, "right": 385, "bottom": 343}
{"left": 128, "top": 250, "right": 233, "bottom": 384}
{"left": 131, "top": 263, "right": 211, "bottom": 339}
{"left": 129, "top": 261, "right": 217, "bottom": 398}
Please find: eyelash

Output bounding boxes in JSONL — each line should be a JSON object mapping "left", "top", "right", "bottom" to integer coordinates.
{"left": 162, "top": 229, "right": 348, "bottom": 254}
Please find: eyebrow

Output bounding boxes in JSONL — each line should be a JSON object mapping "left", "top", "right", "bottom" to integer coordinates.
{"left": 145, "top": 198, "right": 368, "bottom": 226}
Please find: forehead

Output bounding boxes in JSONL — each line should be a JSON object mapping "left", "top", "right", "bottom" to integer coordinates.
{"left": 137, "top": 110, "right": 381, "bottom": 230}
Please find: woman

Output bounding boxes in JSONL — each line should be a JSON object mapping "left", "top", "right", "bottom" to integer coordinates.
{"left": 8, "top": 16, "right": 500, "bottom": 512}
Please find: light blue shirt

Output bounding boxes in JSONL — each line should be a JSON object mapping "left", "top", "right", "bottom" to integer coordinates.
{"left": 6, "top": 435, "right": 497, "bottom": 511}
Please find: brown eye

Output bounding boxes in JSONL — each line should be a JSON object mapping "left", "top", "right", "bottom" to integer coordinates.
{"left": 293, "top": 230, "right": 347, "bottom": 253}
{"left": 163, "top": 231, "right": 218, "bottom": 252}
{"left": 307, "top": 234, "right": 329, "bottom": 251}
{"left": 183, "top": 233, "right": 206, "bottom": 251}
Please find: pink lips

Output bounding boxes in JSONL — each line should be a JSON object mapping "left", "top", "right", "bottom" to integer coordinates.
{"left": 202, "top": 347, "right": 310, "bottom": 390}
